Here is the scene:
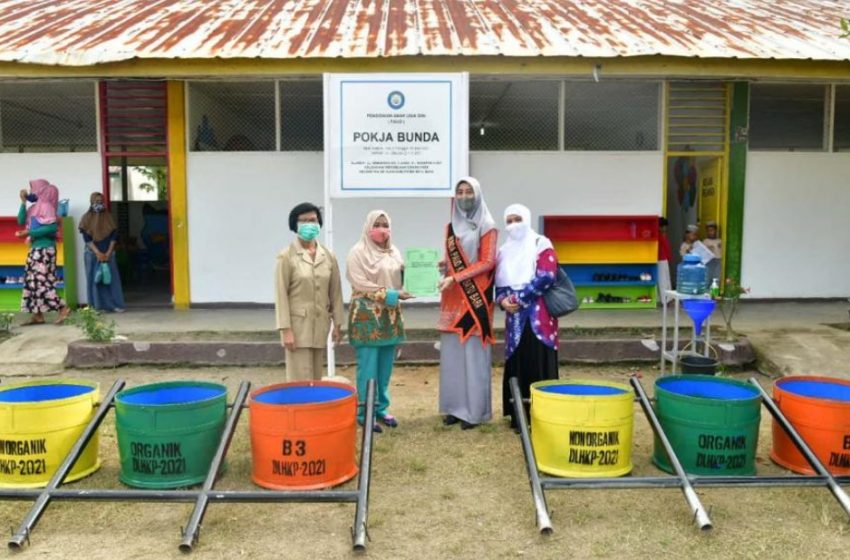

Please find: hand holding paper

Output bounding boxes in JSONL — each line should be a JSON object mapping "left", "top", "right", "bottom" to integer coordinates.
{"left": 404, "top": 248, "right": 441, "bottom": 297}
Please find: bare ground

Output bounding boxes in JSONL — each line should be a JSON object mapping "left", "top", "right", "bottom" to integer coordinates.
{"left": 0, "top": 364, "right": 847, "bottom": 560}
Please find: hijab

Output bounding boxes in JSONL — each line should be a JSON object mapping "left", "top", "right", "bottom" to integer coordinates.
{"left": 79, "top": 192, "right": 118, "bottom": 242}
{"left": 346, "top": 210, "right": 404, "bottom": 292}
{"left": 26, "top": 179, "right": 59, "bottom": 227}
{"left": 495, "top": 203, "right": 553, "bottom": 290}
{"left": 450, "top": 176, "right": 495, "bottom": 264}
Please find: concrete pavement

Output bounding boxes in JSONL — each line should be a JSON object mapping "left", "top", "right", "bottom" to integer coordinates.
{"left": 1, "top": 300, "right": 849, "bottom": 377}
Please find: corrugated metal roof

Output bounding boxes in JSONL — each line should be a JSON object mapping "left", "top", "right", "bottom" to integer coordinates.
{"left": 1, "top": 0, "right": 850, "bottom": 66}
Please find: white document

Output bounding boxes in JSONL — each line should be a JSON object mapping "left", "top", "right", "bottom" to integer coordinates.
{"left": 690, "top": 240, "right": 716, "bottom": 265}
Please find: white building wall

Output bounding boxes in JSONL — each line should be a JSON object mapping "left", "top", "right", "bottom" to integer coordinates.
{"left": 187, "top": 151, "right": 663, "bottom": 303}
{"left": 0, "top": 153, "right": 101, "bottom": 304}
{"left": 743, "top": 152, "right": 850, "bottom": 298}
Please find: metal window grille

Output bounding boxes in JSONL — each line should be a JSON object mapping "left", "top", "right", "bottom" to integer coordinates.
{"left": 188, "top": 81, "right": 276, "bottom": 151}
{"left": 750, "top": 84, "right": 827, "bottom": 151}
{"left": 280, "top": 80, "right": 323, "bottom": 151}
{"left": 0, "top": 80, "right": 97, "bottom": 153}
{"left": 564, "top": 80, "right": 660, "bottom": 151}
{"left": 101, "top": 80, "right": 167, "bottom": 155}
{"left": 666, "top": 81, "right": 726, "bottom": 153}
{"left": 470, "top": 80, "right": 560, "bottom": 151}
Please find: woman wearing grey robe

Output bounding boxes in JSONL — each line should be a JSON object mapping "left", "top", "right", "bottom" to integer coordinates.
{"left": 436, "top": 177, "right": 498, "bottom": 430}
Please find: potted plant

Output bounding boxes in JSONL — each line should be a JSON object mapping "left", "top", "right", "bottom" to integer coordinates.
{"left": 715, "top": 277, "right": 750, "bottom": 342}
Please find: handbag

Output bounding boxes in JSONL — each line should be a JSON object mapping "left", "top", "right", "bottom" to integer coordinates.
{"left": 96, "top": 262, "right": 112, "bottom": 285}
{"left": 543, "top": 267, "right": 579, "bottom": 318}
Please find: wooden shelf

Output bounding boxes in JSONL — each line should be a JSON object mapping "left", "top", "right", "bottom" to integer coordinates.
{"left": 0, "top": 216, "right": 76, "bottom": 311}
{"left": 544, "top": 215, "right": 660, "bottom": 311}
{"left": 542, "top": 215, "right": 658, "bottom": 242}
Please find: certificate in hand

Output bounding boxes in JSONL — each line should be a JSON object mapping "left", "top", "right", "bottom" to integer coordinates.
{"left": 403, "top": 248, "right": 441, "bottom": 297}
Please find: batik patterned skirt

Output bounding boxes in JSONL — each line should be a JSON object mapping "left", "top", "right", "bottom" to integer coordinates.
{"left": 21, "top": 247, "right": 65, "bottom": 313}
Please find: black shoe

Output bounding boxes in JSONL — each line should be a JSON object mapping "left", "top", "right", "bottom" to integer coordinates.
{"left": 460, "top": 421, "right": 477, "bottom": 430}
{"left": 443, "top": 415, "right": 460, "bottom": 426}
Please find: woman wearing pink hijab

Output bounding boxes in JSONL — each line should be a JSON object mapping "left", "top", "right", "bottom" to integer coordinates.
{"left": 15, "top": 179, "right": 71, "bottom": 325}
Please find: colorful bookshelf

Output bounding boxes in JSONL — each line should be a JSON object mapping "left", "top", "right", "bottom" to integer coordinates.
{"left": 0, "top": 216, "right": 78, "bottom": 311}
{"left": 542, "top": 215, "right": 659, "bottom": 309}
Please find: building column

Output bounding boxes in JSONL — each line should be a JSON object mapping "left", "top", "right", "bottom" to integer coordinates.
{"left": 724, "top": 82, "right": 749, "bottom": 285}
{"left": 167, "top": 81, "right": 190, "bottom": 309}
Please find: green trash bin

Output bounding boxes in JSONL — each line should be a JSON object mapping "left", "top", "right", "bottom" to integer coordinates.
{"left": 115, "top": 381, "right": 227, "bottom": 489}
{"left": 652, "top": 375, "right": 761, "bottom": 476}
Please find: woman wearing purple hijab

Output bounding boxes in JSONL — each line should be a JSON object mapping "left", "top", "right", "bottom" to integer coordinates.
{"left": 15, "top": 179, "right": 71, "bottom": 325}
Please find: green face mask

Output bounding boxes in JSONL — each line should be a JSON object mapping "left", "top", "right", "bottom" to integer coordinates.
{"left": 297, "top": 222, "right": 321, "bottom": 241}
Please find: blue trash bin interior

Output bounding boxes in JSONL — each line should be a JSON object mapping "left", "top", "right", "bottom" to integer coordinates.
{"left": 779, "top": 379, "right": 850, "bottom": 403}
{"left": 118, "top": 385, "right": 225, "bottom": 406}
{"left": 538, "top": 384, "right": 627, "bottom": 396}
{"left": 254, "top": 385, "right": 354, "bottom": 405}
{"left": 0, "top": 384, "right": 94, "bottom": 403}
{"left": 658, "top": 378, "right": 758, "bottom": 400}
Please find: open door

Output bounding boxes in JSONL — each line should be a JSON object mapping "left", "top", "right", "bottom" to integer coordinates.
{"left": 698, "top": 157, "right": 722, "bottom": 236}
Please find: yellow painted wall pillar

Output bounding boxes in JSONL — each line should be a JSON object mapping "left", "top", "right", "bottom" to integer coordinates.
{"left": 167, "top": 81, "right": 190, "bottom": 309}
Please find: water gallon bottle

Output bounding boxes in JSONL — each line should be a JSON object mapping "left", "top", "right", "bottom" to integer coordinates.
{"left": 677, "top": 254, "right": 706, "bottom": 295}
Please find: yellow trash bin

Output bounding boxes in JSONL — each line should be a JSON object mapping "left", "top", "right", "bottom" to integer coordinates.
{"left": 0, "top": 380, "right": 101, "bottom": 488}
{"left": 531, "top": 380, "right": 634, "bottom": 478}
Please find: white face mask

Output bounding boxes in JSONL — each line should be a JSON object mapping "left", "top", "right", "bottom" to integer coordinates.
{"left": 506, "top": 222, "right": 527, "bottom": 240}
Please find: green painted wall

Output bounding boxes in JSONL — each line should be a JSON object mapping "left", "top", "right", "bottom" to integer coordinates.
{"left": 725, "top": 82, "right": 749, "bottom": 285}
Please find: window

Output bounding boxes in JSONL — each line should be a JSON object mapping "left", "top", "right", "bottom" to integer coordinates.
{"left": 280, "top": 80, "right": 323, "bottom": 151}
{"left": 564, "top": 81, "right": 660, "bottom": 151}
{"left": 749, "top": 84, "right": 826, "bottom": 151}
{"left": 470, "top": 80, "right": 559, "bottom": 150}
{"left": 0, "top": 81, "right": 97, "bottom": 152}
{"left": 188, "top": 81, "right": 276, "bottom": 151}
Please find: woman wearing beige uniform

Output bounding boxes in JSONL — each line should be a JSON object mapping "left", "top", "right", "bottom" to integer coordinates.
{"left": 275, "top": 202, "right": 345, "bottom": 381}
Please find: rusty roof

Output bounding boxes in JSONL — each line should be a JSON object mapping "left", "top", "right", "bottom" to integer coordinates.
{"left": 1, "top": 0, "right": 850, "bottom": 66}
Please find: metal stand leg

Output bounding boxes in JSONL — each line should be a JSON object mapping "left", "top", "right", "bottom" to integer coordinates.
{"left": 631, "top": 377, "right": 712, "bottom": 530}
{"left": 750, "top": 378, "right": 850, "bottom": 517}
{"left": 510, "top": 377, "right": 553, "bottom": 534}
{"left": 661, "top": 294, "right": 668, "bottom": 375}
{"left": 179, "top": 381, "right": 251, "bottom": 553}
{"left": 8, "top": 379, "right": 126, "bottom": 550}
{"left": 352, "top": 379, "right": 376, "bottom": 552}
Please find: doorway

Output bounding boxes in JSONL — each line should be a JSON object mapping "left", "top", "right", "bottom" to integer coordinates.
{"left": 107, "top": 156, "right": 170, "bottom": 306}
{"left": 663, "top": 82, "right": 730, "bottom": 287}
{"left": 99, "top": 80, "right": 171, "bottom": 307}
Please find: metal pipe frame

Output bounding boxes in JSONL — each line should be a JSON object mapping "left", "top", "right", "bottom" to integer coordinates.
{"left": 179, "top": 380, "right": 252, "bottom": 552}
{"left": 512, "top": 374, "right": 850, "bottom": 536}
{"left": 8, "top": 379, "right": 127, "bottom": 550}
{"left": 2, "top": 379, "right": 377, "bottom": 554}
{"left": 749, "top": 377, "right": 850, "bottom": 517}
{"left": 631, "top": 376, "right": 713, "bottom": 530}
{"left": 509, "top": 377, "right": 553, "bottom": 534}
{"left": 352, "top": 375, "right": 377, "bottom": 551}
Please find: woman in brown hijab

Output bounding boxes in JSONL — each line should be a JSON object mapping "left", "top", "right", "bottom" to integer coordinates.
{"left": 79, "top": 192, "right": 125, "bottom": 312}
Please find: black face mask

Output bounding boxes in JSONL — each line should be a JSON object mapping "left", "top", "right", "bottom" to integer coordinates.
{"left": 26, "top": 193, "right": 38, "bottom": 203}
{"left": 457, "top": 198, "right": 475, "bottom": 212}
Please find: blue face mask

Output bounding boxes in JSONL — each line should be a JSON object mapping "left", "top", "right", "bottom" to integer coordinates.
{"left": 92, "top": 203, "right": 105, "bottom": 213}
{"left": 297, "top": 222, "right": 321, "bottom": 242}
{"left": 26, "top": 193, "right": 38, "bottom": 203}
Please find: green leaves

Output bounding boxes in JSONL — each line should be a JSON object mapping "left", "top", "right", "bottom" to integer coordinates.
{"left": 68, "top": 307, "right": 116, "bottom": 342}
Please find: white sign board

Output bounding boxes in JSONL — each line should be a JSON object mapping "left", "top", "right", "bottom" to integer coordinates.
{"left": 324, "top": 73, "right": 468, "bottom": 198}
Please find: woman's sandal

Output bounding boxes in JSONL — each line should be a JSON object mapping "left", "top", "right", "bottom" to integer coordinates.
{"left": 379, "top": 415, "right": 399, "bottom": 428}
{"left": 20, "top": 318, "right": 45, "bottom": 327}
{"left": 53, "top": 307, "right": 71, "bottom": 325}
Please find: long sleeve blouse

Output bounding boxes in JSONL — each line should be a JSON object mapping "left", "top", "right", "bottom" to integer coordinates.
{"left": 495, "top": 247, "right": 559, "bottom": 359}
